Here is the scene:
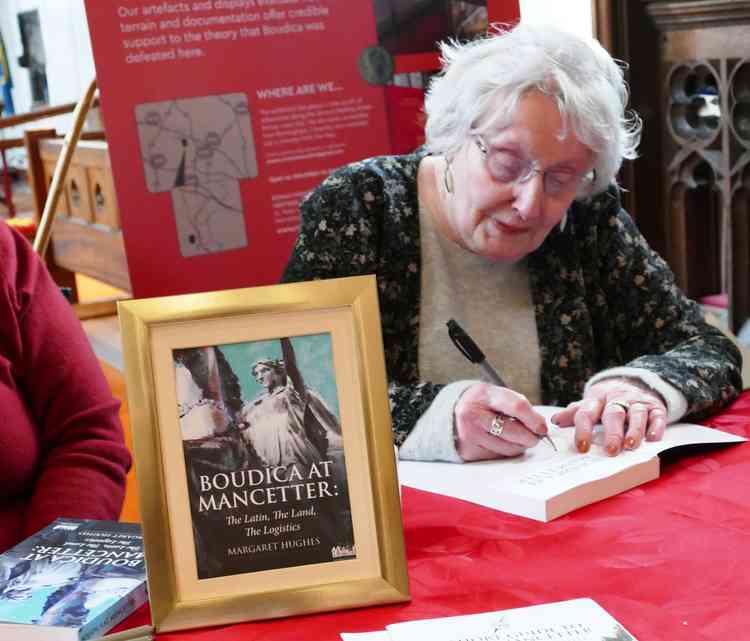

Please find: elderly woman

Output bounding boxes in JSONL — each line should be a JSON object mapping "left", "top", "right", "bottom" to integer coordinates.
{"left": 282, "top": 24, "right": 742, "bottom": 462}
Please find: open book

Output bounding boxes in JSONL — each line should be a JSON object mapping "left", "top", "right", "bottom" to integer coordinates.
{"left": 342, "top": 597, "right": 638, "bottom": 641}
{"left": 397, "top": 407, "right": 746, "bottom": 522}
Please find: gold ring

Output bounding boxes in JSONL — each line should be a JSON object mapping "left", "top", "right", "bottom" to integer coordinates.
{"left": 488, "top": 414, "right": 506, "bottom": 438}
{"left": 605, "top": 399, "right": 630, "bottom": 413}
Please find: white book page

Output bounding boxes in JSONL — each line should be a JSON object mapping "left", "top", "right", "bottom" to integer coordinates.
{"left": 386, "top": 598, "right": 636, "bottom": 641}
{"left": 398, "top": 406, "right": 745, "bottom": 514}
{"left": 340, "top": 632, "right": 391, "bottom": 641}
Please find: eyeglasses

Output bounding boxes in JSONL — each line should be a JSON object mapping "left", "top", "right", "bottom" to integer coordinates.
{"left": 474, "top": 135, "right": 595, "bottom": 197}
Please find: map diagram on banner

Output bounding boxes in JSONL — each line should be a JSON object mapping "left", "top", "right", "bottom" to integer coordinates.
{"left": 135, "top": 93, "right": 257, "bottom": 257}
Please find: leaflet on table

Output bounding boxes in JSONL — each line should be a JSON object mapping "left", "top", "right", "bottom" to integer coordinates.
{"left": 341, "top": 633, "right": 390, "bottom": 641}
{"left": 397, "top": 406, "right": 746, "bottom": 521}
{"left": 341, "top": 598, "right": 638, "bottom": 641}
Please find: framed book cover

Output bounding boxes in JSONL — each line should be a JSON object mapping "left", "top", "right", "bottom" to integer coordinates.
{"left": 118, "top": 275, "right": 408, "bottom": 632}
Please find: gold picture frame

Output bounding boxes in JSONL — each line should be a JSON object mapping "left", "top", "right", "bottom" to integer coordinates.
{"left": 118, "top": 275, "right": 409, "bottom": 632}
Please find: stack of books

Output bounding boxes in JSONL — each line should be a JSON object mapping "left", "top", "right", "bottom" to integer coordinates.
{"left": 0, "top": 519, "right": 148, "bottom": 641}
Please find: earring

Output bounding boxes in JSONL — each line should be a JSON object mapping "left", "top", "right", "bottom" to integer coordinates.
{"left": 559, "top": 212, "right": 568, "bottom": 232}
{"left": 443, "top": 157, "right": 454, "bottom": 194}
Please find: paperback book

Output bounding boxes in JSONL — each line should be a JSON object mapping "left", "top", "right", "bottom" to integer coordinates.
{"left": 398, "top": 406, "right": 746, "bottom": 521}
{"left": 341, "top": 597, "right": 638, "bottom": 641}
{"left": 0, "top": 519, "right": 147, "bottom": 641}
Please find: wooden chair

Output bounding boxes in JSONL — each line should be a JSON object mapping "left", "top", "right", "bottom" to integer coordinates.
{"left": 33, "top": 79, "right": 98, "bottom": 258}
{"left": 28, "top": 79, "right": 131, "bottom": 318}
{"left": 0, "top": 98, "right": 83, "bottom": 220}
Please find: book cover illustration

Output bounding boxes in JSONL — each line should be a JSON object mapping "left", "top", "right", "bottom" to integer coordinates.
{"left": 0, "top": 519, "right": 147, "bottom": 640}
{"left": 175, "top": 333, "right": 355, "bottom": 579}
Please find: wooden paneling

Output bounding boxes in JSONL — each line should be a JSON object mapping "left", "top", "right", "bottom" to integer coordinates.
{"left": 43, "top": 160, "right": 70, "bottom": 218}
{"left": 22, "top": 128, "right": 79, "bottom": 299}
{"left": 648, "top": 1, "right": 750, "bottom": 30}
{"left": 35, "top": 138, "right": 131, "bottom": 294}
{"left": 89, "top": 166, "right": 121, "bottom": 229}
{"left": 65, "top": 164, "right": 93, "bottom": 222}
{"left": 663, "top": 24, "right": 750, "bottom": 61}
{"left": 51, "top": 217, "right": 131, "bottom": 292}
{"left": 600, "top": 0, "right": 750, "bottom": 332}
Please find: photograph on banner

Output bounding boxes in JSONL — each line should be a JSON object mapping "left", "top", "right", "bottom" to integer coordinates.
{"left": 176, "top": 334, "right": 355, "bottom": 578}
{"left": 370, "top": 0, "right": 517, "bottom": 153}
{"left": 374, "top": 0, "right": 489, "bottom": 57}
{"left": 118, "top": 276, "right": 408, "bottom": 632}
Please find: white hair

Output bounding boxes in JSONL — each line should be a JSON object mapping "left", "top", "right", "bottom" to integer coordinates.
{"left": 423, "top": 23, "right": 642, "bottom": 196}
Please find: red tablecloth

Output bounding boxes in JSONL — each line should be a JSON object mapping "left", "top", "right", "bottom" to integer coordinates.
{"left": 121, "top": 391, "right": 750, "bottom": 640}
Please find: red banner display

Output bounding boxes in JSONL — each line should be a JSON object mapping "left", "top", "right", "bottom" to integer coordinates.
{"left": 84, "top": 1, "right": 518, "bottom": 298}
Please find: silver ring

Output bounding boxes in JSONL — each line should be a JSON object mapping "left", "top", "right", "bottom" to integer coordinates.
{"left": 488, "top": 414, "right": 506, "bottom": 438}
{"left": 605, "top": 399, "right": 630, "bottom": 413}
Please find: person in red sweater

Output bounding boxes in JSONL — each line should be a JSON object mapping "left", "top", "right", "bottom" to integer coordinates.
{"left": 0, "top": 220, "right": 130, "bottom": 552}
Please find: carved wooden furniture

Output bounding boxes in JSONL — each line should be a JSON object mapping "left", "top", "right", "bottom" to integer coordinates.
{"left": 30, "top": 135, "right": 131, "bottom": 294}
{"left": 595, "top": 0, "right": 750, "bottom": 333}
{"left": 0, "top": 100, "right": 81, "bottom": 220}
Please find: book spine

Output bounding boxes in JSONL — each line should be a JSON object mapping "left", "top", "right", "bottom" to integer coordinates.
{"left": 79, "top": 582, "right": 148, "bottom": 641}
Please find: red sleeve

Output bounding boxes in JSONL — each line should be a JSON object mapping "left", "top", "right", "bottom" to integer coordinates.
{"left": 1, "top": 223, "right": 131, "bottom": 537}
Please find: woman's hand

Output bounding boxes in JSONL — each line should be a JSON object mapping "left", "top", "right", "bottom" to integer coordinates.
{"left": 551, "top": 378, "right": 668, "bottom": 456}
{"left": 454, "top": 383, "right": 549, "bottom": 461}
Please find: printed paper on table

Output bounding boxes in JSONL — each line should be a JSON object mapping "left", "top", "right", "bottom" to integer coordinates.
{"left": 386, "top": 598, "right": 638, "bottom": 641}
{"left": 340, "top": 598, "right": 639, "bottom": 641}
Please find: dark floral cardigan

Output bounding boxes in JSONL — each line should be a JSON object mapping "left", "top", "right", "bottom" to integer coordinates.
{"left": 282, "top": 148, "right": 742, "bottom": 446}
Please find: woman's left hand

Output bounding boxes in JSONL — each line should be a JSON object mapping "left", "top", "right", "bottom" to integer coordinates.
{"left": 550, "top": 378, "right": 668, "bottom": 456}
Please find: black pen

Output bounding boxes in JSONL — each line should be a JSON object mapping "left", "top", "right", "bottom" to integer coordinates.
{"left": 447, "top": 319, "right": 557, "bottom": 450}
